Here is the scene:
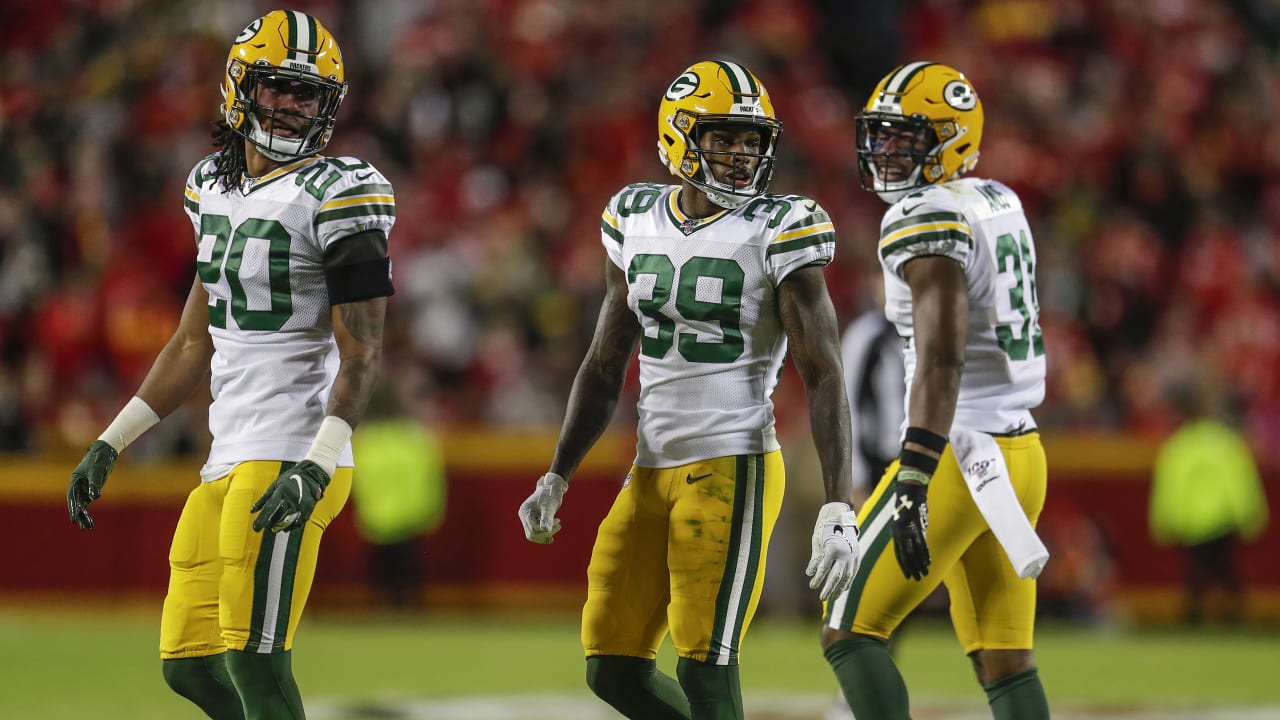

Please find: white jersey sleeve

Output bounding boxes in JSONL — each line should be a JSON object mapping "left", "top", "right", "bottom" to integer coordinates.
{"left": 763, "top": 195, "right": 836, "bottom": 283}
{"left": 314, "top": 157, "right": 396, "bottom": 249}
{"left": 878, "top": 178, "right": 1045, "bottom": 435}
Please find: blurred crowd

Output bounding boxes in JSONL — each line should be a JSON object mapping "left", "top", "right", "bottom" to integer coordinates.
{"left": 2, "top": 0, "right": 1279, "bottom": 459}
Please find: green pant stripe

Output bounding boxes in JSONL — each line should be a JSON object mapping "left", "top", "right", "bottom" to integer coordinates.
{"left": 708, "top": 453, "right": 765, "bottom": 665}
{"left": 247, "top": 462, "right": 303, "bottom": 652}
{"left": 824, "top": 487, "right": 895, "bottom": 630}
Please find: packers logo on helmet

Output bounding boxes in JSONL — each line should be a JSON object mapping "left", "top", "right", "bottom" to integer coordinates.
{"left": 222, "top": 9, "right": 347, "bottom": 162}
{"left": 657, "top": 60, "right": 783, "bottom": 209}
{"left": 854, "top": 62, "right": 984, "bottom": 201}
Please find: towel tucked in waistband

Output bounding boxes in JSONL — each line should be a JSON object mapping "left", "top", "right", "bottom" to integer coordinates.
{"left": 949, "top": 427, "right": 1049, "bottom": 580}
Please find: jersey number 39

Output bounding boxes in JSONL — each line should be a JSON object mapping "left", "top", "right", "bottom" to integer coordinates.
{"left": 629, "top": 254, "right": 744, "bottom": 364}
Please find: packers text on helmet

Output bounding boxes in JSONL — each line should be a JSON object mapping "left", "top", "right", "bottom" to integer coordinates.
{"left": 222, "top": 10, "right": 347, "bottom": 162}
{"left": 657, "top": 60, "right": 783, "bottom": 209}
{"left": 855, "top": 62, "right": 983, "bottom": 201}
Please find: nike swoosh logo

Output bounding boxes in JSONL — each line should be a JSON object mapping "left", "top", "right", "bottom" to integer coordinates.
{"left": 354, "top": 171, "right": 375, "bottom": 181}
{"left": 901, "top": 203, "right": 925, "bottom": 215}
{"left": 686, "top": 473, "right": 714, "bottom": 484}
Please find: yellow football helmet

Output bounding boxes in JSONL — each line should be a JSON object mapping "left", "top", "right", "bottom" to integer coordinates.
{"left": 222, "top": 10, "right": 347, "bottom": 162}
{"left": 657, "top": 60, "right": 783, "bottom": 209}
{"left": 855, "top": 62, "right": 983, "bottom": 201}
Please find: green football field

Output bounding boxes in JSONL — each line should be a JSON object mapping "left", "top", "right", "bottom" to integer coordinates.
{"left": 2, "top": 606, "right": 1276, "bottom": 719}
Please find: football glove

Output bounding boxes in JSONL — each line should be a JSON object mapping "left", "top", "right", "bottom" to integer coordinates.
{"left": 67, "top": 440, "right": 119, "bottom": 530}
{"left": 891, "top": 473, "right": 931, "bottom": 580}
{"left": 806, "top": 501, "right": 861, "bottom": 601}
{"left": 251, "top": 460, "right": 330, "bottom": 533}
{"left": 519, "top": 472, "right": 568, "bottom": 544}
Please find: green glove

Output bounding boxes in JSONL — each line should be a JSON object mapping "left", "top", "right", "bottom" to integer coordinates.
{"left": 250, "top": 460, "right": 330, "bottom": 533}
{"left": 67, "top": 440, "right": 120, "bottom": 530}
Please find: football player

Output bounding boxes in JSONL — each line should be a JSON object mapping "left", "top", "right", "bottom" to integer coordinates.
{"left": 65, "top": 10, "right": 394, "bottom": 719}
{"left": 518, "top": 60, "right": 862, "bottom": 719}
{"left": 820, "top": 62, "right": 1051, "bottom": 719}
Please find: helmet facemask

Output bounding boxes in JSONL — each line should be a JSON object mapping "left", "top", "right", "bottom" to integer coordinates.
{"left": 855, "top": 112, "right": 953, "bottom": 203}
{"left": 224, "top": 60, "right": 346, "bottom": 162}
{"left": 671, "top": 113, "right": 781, "bottom": 209}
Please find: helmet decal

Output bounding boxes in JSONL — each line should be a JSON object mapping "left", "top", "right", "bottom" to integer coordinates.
{"left": 944, "top": 80, "right": 978, "bottom": 110}
{"left": 235, "top": 18, "right": 263, "bottom": 44}
{"left": 665, "top": 72, "right": 700, "bottom": 101}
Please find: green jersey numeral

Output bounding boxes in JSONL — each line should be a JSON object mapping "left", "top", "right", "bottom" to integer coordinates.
{"left": 629, "top": 254, "right": 745, "bottom": 363}
{"left": 197, "top": 215, "right": 293, "bottom": 330}
{"left": 994, "top": 230, "right": 1044, "bottom": 361}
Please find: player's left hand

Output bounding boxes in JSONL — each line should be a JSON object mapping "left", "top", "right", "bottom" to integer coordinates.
{"left": 806, "top": 501, "right": 861, "bottom": 601}
{"left": 251, "top": 460, "right": 330, "bottom": 533}
{"left": 891, "top": 475, "right": 931, "bottom": 580}
{"left": 67, "top": 440, "right": 119, "bottom": 530}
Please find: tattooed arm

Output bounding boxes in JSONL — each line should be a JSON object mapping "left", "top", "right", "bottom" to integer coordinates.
{"left": 326, "top": 295, "right": 388, "bottom": 429}
{"left": 779, "top": 265, "right": 856, "bottom": 508}
{"left": 547, "top": 257, "right": 641, "bottom": 480}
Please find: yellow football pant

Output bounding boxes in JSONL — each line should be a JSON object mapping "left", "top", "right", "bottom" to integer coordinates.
{"left": 582, "top": 451, "right": 784, "bottom": 665}
{"left": 824, "top": 433, "right": 1047, "bottom": 653}
{"left": 159, "top": 461, "right": 351, "bottom": 659}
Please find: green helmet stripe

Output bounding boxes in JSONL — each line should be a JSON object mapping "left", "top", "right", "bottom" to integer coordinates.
{"left": 303, "top": 13, "right": 319, "bottom": 59}
{"left": 285, "top": 11, "right": 300, "bottom": 61}
{"left": 885, "top": 61, "right": 934, "bottom": 95}
{"left": 715, "top": 60, "right": 756, "bottom": 96}
{"left": 285, "top": 10, "right": 318, "bottom": 63}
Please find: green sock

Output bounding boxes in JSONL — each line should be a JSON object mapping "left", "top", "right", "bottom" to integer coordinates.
{"left": 585, "top": 655, "right": 691, "bottom": 719}
{"left": 823, "top": 636, "right": 911, "bottom": 720}
{"left": 226, "top": 649, "right": 304, "bottom": 720}
{"left": 162, "top": 654, "right": 245, "bottom": 720}
{"left": 985, "top": 667, "right": 1049, "bottom": 720}
{"left": 675, "top": 657, "right": 743, "bottom": 720}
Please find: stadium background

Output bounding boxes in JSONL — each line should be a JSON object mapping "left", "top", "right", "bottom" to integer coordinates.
{"left": 1, "top": 0, "right": 1278, "bottom": 717}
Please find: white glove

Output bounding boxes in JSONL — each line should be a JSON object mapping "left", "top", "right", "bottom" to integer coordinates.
{"left": 806, "top": 501, "right": 862, "bottom": 601}
{"left": 519, "top": 472, "right": 568, "bottom": 544}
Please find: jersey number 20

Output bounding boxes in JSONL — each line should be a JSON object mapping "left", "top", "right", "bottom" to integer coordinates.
{"left": 197, "top": 215, "right": 293, "bottom": 331}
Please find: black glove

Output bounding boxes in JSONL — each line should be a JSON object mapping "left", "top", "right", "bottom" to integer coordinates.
{"left": 67, "top": 440, "right": 120, "bottom": 530}
{"left": 250, "top": 460, "right": 330, "bottom": 533}
{"left": 890, "top": 474, "right": 931, "bottom": 581}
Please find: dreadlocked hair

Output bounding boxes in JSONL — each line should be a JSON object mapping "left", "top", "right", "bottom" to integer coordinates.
{"left": 210, "top": 119, "right": 247, "bottom": 192}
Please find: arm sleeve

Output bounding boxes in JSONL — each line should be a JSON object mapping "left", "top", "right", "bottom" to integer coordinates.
{"left": 322, "top": 229, "right": 394, "bottom": 304}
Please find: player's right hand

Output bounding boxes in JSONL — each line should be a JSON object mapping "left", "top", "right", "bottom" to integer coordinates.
{"left": 806, "top": 502, "right": 862, "bottom": 601}
{"left": 890, "top": 474, "right": 931, "bottom": 580}
{"left": 67, "top": 440, "right": 119, "bottom": 530}
{"left": 519, "top": 473, "right": 567, "bottom": 544}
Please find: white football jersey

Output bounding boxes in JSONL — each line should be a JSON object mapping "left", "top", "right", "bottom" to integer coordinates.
{"left": 878, "top": 177, "right": 1045, "bottom": 435}
{"left": 183, "top": 154, "right": 395, "bottom": 481}
{"left": 600, "top": 183, "right": 836, "bottom": 467}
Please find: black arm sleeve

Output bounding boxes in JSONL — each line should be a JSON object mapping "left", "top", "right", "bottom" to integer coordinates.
{"left": 322, "top": 229, "right": 395, "bottom": 304}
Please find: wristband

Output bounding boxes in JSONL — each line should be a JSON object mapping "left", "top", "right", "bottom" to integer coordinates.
{"left": 897, "top": 469, "right": 932, "bottom": 485}
{"left": 904, "top": 426, "right": 949, "bottom": 453}
{"left": 99, "top": 396, "right": 161, "bottom": 452}
{"left": 899, "top": 448, "right": 940, "bottom": 475}
{"left": 304, "top": 416, "right": 353, "bottom": 477}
